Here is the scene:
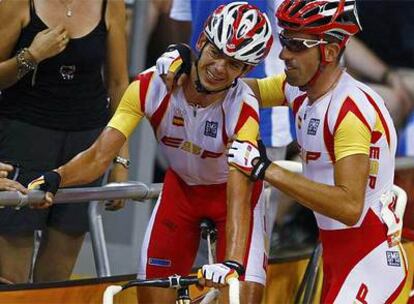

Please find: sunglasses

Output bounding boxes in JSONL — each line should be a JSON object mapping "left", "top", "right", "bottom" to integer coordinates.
{"left": 279, "top": 33, "right": 328, "bottom": 52}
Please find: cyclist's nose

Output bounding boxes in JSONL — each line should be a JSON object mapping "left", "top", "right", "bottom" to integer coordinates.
{"left": 213, "top": 58, "right": 227, "bottom": 74}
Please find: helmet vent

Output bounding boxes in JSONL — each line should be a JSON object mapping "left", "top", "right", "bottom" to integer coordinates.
{"left": 303, "top": 7, "right": 320, "bottom": 18}
{"left": 243, "top": 42, "right": 264, "bottom": 57}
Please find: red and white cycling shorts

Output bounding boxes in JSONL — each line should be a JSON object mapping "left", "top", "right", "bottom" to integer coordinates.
{"left": 137, "top": 169, "right": 268, "bottom": 285}
{"left": 320, "top": 210, "right": 408, "bottom": 303}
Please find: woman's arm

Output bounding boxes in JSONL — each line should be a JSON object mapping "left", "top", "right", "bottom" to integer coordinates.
{"left": 103, "top": 0, "right": 130, "bottom": 209}
{"left": 0, "top": 0, "right": 69, "bottom": 89}
{"left": 104, "top": 0, "right": 129, "bottom": 114}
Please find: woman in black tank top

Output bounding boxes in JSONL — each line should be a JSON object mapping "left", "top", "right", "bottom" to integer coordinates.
{"left": 0, "top": 0, "right": 129, "bottom": 284}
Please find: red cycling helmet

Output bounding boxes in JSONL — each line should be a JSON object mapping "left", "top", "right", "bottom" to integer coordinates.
{"left": 276, "top": 0, "right": 362, "bottom": 42}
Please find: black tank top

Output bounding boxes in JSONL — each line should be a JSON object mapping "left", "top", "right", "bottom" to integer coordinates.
{"left": 0, "top": 0, "right": 110, "bottom": 131}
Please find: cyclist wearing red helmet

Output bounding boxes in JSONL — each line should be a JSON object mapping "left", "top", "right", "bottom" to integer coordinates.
{"left": 227, "top": 0, "right": 408, "bottom": 302}
{"left": 28, "top": 2, "right": 273, "bottom": 303}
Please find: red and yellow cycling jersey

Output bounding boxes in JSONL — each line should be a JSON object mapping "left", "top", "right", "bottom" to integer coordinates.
{"left": 258, "top": 72, "right": 397, "bottom": 230}
{"left": 258, "top": 72, "right": 406, "bottom": 303}
{"left": 109, "top": 67, "right": 260, "bottom": 185}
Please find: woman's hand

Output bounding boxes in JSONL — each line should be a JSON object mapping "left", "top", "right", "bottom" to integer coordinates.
{"left": 28, "top": 25, "right": 69, "bottom": 63}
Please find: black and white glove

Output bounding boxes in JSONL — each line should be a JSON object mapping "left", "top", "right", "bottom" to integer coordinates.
{"left": 227, "top": 139, "right": 271, "bottom": 181}
{"left": 198, "top": 260, "right": 245, "bottom": 285}
{"left": 28, "top": 171, "right": 61, "bottom": 208}
{"left": 156, "top": 43, "right": 192, "bottom": 77}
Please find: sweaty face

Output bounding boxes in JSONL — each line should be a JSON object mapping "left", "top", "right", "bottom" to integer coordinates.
{"left": 279, "top": 31, "right": 322, "bottom": 87}
{"left": 197, "top": 43, "right": 247, "bottom": 91}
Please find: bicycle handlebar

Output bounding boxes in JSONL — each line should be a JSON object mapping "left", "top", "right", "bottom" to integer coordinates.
{"left": 123, "top": 275, "right": 199, "bottom": 289}
{"left": 102, "top": 274, "right": 240, "bottom": 304}
{"left": 103, "top": 275, "right": 198, "bottom": 304}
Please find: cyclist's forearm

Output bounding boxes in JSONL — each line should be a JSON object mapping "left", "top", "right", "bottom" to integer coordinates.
{"left": 225, "top": 169, "right": 253, "bottom": 263}
{"left": 57, "top": 128, "right": 126, "bottom": 187}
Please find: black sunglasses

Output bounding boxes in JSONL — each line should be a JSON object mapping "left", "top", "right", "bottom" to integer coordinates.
{"left": 279, "top": 32, "right": 328, "bottom": 53}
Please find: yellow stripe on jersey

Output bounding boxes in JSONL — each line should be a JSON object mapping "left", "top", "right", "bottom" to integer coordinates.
{"left": 257, "top": 74, "right": 286, "bottom": 108}
{"left": 235, "top": 116, "right": 259, "bottom": 143}
{"left": 334, "top": 112, "right": 371, "bottom": 161}
{"left": 108, "top": 80, "right": 144, "bottom": 138}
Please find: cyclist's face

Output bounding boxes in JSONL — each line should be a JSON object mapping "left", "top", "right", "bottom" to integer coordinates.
{"left": 196, "top": 37, "right": 249, "bottom": 91}
{"left": 279, "top": 30, "right": 321, "bottom": 87}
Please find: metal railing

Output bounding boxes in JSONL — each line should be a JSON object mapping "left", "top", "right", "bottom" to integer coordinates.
{"left": 0, "top": 158, "right": 412, "bottom": 278}
{"left": 0, "top": 182, "right": 162, "bottom": 208}
{"left": 0, "top": 182, "right": 162, "bottom": 277}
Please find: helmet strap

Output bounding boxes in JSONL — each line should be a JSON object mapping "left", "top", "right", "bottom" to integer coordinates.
{"left": 300, "top": 34, "right": 330, "bottom": 90}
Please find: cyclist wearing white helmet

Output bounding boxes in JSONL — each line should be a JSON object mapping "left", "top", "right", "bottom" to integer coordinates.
{"left": 28, "top": 2, "right": 273, "bottom": 303}
{"left": 189, "top": 1, "right": 273, "bottom": 94}
{"left": 226, "top": 0, "right": 408, "bottom": 302}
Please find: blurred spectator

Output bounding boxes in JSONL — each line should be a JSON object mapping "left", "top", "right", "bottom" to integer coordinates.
{"left": 344, "top": 1, "right": 414, "bottom": 154}
{"left": 145, "top": 0, "right": 174, "bottom": 67}
{"left": 0, "top": 0, "right": 128, "bottom": 283}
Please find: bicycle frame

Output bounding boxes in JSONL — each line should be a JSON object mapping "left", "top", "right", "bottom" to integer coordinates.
{"left": 103, "top": 218, "right": 239, "bottom": 304}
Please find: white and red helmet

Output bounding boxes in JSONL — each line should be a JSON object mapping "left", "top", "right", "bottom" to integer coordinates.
{"left": 276, "top": 0, "right": 362, "bottom": 42}
{"left": 203, "top": 2, "right": 273, "bottom": 66}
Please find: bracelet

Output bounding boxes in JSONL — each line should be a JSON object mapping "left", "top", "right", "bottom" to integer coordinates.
{"left": 113, "top": 156, "right": 130, "bottom": 169}
{"left": 16, "top": 48, "right": 37, "bottom": 80}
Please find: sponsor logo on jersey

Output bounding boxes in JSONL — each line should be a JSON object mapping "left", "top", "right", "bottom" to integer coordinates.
{"left": 204, "top": 121, "right": 218, "bottom": 138}
{"left": 386, "top": 251, "right": 401, "bottom": 267}
{"left": 148, "top": 258, "right": 171, "bottom": 267}
{"left": 304, "top": 151, "right": 321, "bottom": 163}
{"left": 172, "top": 115, "right": 184, "bottom": 126}
{"left": 307, "top": 118, "right": 320, "bottom": 135}
{"left": 161, "top": 136, "right": 222, "bottom": 159}
{"left": 355, "top": 283, "right": 368, "bottom": 304}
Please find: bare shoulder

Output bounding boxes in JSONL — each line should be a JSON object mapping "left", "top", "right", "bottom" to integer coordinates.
{"left": 106, "top": 0, "right": 126, "bottom": 29}
{"left": 0, "top": 0, "right": 30, "bottom": 60}
{"left": 0, "top": 0, "right": 30, "bottom": 26}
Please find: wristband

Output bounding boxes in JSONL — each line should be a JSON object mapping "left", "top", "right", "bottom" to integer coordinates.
{"left": 223, "top": 260, "right": 245, "bottom": 276}
{"left": 251, "top": 158, "right": 271, "bottom": 181}
{"left": 250, "top": 140, "right": 271, "bottom": 181}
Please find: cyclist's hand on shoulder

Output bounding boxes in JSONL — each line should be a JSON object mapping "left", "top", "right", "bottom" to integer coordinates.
{"left": 28, "top": 171, "right": 61, "bottom": 209}
{"left": 197, "top": 260, "right": 244, "bottom": 288}
{"left": 156, "top": 43, "right": 192, "bottom": 93}
{"left": 227, "top": 139, "right": 271, "bottom": 181}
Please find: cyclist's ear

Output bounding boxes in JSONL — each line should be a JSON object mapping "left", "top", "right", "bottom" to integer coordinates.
{"left": 324, "top": 42, "right": 341, "bottom": 63}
